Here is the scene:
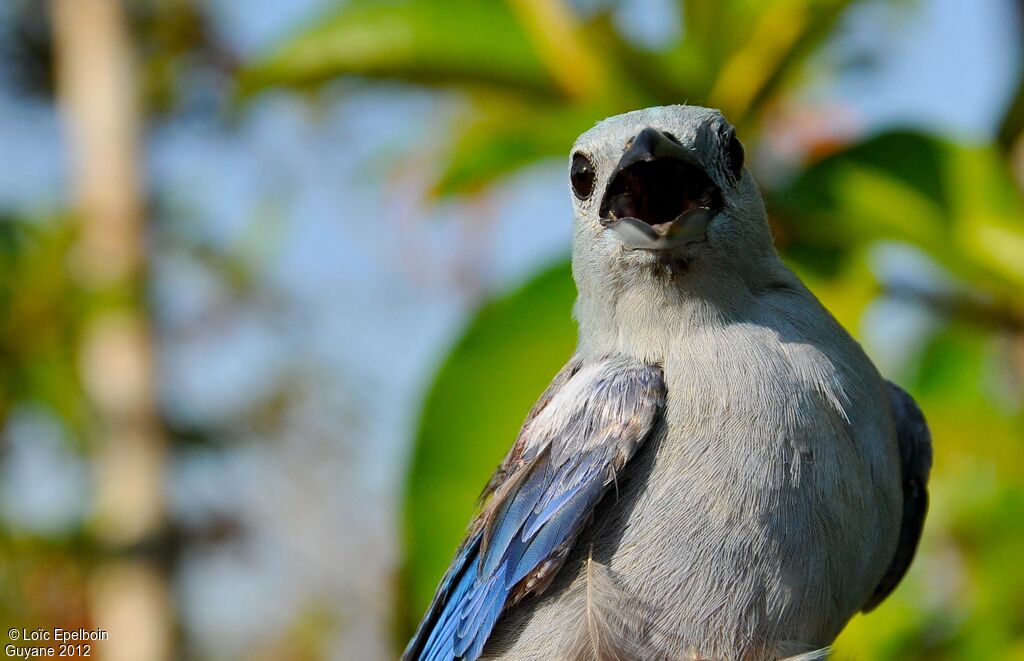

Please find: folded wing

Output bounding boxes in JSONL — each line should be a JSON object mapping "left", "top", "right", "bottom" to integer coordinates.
{"left": 863, "top": 381, "right": 933, "bottom": 611}
{"left": 403, "top": 356, "right": 666, "bottom": 661}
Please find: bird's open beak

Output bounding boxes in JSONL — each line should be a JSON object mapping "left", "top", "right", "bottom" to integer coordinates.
{"left": 599, "top": 127, "right": 720, "bottom": 251}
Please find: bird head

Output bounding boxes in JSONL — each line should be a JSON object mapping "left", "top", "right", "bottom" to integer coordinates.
{"left": 569, "top": 106, "right": 772, "bottom": 274}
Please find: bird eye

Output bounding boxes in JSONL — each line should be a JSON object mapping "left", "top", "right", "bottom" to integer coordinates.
{"left": 725, "top": 131, "right": 744, "bottom": 180}
{"left": 570, "top": 152, "right": 596, "bottom": 200}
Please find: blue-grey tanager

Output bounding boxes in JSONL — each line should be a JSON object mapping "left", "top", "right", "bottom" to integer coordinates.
{"left": 404, "top": 105, "right": 932, "bottom": 661}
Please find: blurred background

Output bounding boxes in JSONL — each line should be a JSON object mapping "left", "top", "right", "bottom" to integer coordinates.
{"left": 0, "top": 0, "right": 1022, "bottom": 659}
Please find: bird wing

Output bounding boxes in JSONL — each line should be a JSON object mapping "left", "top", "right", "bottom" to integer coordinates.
{"left": 403, "top": 355, "right": 666, "bottom": 661}
{"left": 862, "top": 381, "right": 933, "bottom": 611}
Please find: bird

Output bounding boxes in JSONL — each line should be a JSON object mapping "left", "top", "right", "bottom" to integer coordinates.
{"left": 402, "top": 105, "right": 932, "bottom": 661}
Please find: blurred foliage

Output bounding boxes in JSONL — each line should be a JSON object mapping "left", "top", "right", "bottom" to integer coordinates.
{"left": 250, "top": 0, "right": 1024, "bottom": 658}
{"left": 0, "top": 216, "right": 96, "bottom": 636}
{"left": 0, "top": 0, "right": 230, "bottom": 114}
{"left": 243, "top": 0, "right": 872, "bottom": 197}
{"left": 0, "top": 0, "right": 263, "bottom": 649}
{"left": 0, "top": 218, "right": 88, "bottom": 437}
{"left": 240, "top": 1, "right": 561, "bottom": 98}
{"left": 774, "top": 131, "right": 1024, "bottom": 304}
{"left": 0, "top": 530, "right": 93, "bottom": 653}
{"left": 0, "top": 0, "right": 55, "bottom": 98}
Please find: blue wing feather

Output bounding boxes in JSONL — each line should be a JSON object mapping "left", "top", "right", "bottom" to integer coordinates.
{"left": 418, "top": 541, "right": 478, "bottom": 661}
{"left": 508, "top": 475, "right": 605, "bottom": 586}
{"left": 403, "top": 357, "right": 665, "bottom": 661}
{"left": 524, "top": 455, "right": 602, "bottom": 537}
{"left": 464, "top": 586, "right": 505, "bottom": 659}
{"left": 479, "top": 453, "right": 552, "bottom": 575}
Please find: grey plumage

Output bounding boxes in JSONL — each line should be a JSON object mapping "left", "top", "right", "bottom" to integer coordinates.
{"left": 406, "top": 105, "right": 931, "bottom": 661}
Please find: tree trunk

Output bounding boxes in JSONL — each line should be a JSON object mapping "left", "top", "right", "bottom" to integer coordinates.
{"left": 50, "top": 1, "right": 172, "bottom": 659}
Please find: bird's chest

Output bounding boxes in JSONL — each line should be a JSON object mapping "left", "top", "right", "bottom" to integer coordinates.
{"left": 590, "top": 325, "right": 896, "bottom": 649}
{"left": 659, "top": 324, "right": 841, "bottom": 471}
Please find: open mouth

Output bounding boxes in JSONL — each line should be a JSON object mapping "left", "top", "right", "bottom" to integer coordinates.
{"left": 599, "top": 128, "right": 720, "bottom": 250}
{"left": 600, "top": 159, "right": 720, "bottom": 229}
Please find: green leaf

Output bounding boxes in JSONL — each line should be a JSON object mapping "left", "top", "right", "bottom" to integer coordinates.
{"left": 239, "top": 0, "right": 560, "bottom": 98}
{"left": 430, "top": 103, "right": 600, "bottom": 197}
{"left": 399, "top": 259, "right": 576, "bottom": 635}
{"left": 705, "top": 0, "right": 857, "bottom": 124}
{"left": 772, "top": 130, "right": 1024, "bottom": 298}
